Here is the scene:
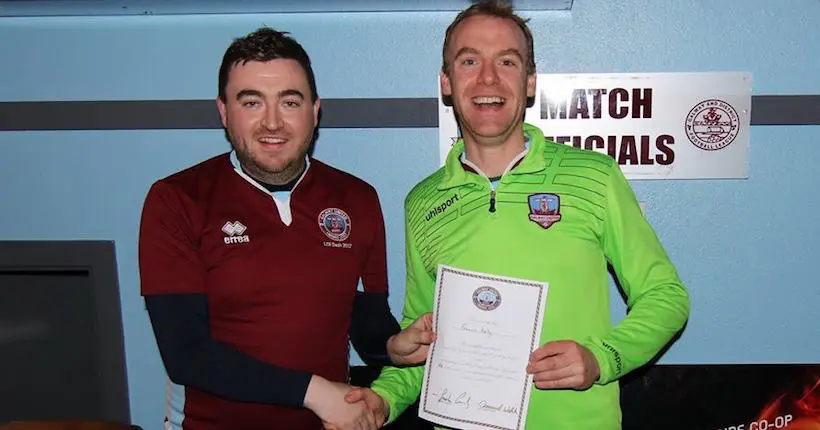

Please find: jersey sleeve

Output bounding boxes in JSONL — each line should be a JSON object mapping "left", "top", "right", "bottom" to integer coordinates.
{"left": 139, "top": 181, "right": 205, "bottom": 295}
{"left": 582, "top": 160, "right": 691, "bottom": 385}
{"left": 360, "top": 186, "right": 389, "bottom": 294}
{"left": 369, "top": 196, "right": 435, "bottom": 423}
{"left": 145, "top": 294, "right": 312, "bottom": 406}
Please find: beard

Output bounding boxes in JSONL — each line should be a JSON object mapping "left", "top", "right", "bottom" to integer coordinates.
{"left": 231, "top": 134, "right": 306, "bottom": 185}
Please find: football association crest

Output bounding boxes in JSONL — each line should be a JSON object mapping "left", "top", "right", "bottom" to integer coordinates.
{"left": 528, "top": 193, "right": 562, "bottom": 229}
{"left": 472, "top": 286, "right": 502, "bottom": 311}
{"left": 318, "top": 208, "right": 351, "bottom": 242}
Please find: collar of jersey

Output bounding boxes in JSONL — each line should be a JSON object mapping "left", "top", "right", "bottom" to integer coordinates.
{"left": 438, "top": 122, "right": 548, "bottom": 190}
{"left": 229, "top": 151, "right": 311, "bottom": 197}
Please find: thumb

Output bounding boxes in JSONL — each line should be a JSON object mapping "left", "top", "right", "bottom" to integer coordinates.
{"left": 419, "top": 330, "right": 436, "bottom": 345}
{"left": 344, "top": 388, "right": 363, "bottom": 403}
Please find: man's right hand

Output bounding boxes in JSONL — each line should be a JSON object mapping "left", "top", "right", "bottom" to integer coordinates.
{"left": 303, "top": 375, "right": 377, "bottom": 430}
{"left": 344, "top": 387, "right": 389, "bottom": 428}
{"left": 387, "top": 312, "right": 435, "bottom": 365}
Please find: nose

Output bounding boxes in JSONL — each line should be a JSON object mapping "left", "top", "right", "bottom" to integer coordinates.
{"left": 261, "top": 105, "right": 283, "bottom": 130}
{"left": 479, "top": 62, "right": 499, "bottom": 85}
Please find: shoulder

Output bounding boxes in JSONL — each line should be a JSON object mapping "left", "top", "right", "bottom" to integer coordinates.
{"left": 405, "top": 167, "right": 447, "bottom": 209}
{"left": 309, "top": 158, "right": 379, "bottom": 197}
{"left": 143, "top": 153, "right": 232, "bottom": 214}
{"left": 540, "top": 139, "right": 618, "bottom": 182}
{"left": 150, "top": 153, "right": 231, "bottom": 196}
{"left": 308, "top": 159, "right": 385, "bottom": 221}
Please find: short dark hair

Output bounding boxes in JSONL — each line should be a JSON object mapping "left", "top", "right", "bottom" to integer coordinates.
{"left": 218, "top": 27, "right": 318, "bottom": 103}
{"left": 441, "top": 0, "right": 536, "bottom": 75}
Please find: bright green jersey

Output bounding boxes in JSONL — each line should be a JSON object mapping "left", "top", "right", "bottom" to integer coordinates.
{"left": 371, "top": 123, "right": 690, "bottom": 429}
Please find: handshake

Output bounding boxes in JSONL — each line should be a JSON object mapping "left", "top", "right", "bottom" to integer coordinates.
{"left": 308, "top": 313, "right": 436, "bottom": 430}
{"left": 304, "top": 376, "right": 388, "bottom": 430}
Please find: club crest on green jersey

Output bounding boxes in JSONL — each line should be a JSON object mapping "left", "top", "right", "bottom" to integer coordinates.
{"left": 528, "top": 193, "right": 562, "bottom": 230}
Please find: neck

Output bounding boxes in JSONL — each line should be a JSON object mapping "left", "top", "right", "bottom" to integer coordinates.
{"left": 243, "top": 158, "right": 306, "bottom": 186}
{"left": 462, "top": 134, "right": 526, "bottom": 178}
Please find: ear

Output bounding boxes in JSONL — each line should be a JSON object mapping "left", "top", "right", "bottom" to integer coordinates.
{"left": 440, "top": 71, "right": 453, "bottom": 97}
{"left": 216, "top": 97, "right": 228, "bottom": 128}
{"left": 313, "top": 98, "right": 321, "bottom": 125}
{"left": 526, "top": 73, "right": 536, "bottom": 98}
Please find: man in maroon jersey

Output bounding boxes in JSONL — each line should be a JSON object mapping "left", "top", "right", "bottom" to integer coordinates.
{"left": 139, "top": 27, "right": 406, "bottom": 430}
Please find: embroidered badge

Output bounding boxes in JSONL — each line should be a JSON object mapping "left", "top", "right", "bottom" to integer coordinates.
{"left": 472, "top": 286, "right": 502, "bottom": 311}
{"left": 528, "top": 193, "right": 562, "bottom": 230}
{"left": 318, "top": 208, "right": 351, "bottom": 242}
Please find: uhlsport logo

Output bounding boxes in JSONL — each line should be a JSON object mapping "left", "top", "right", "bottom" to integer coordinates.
{"left": 425, "top": 193, "right": 459, "bottom": 222}
{"left": 472, "top": 286, "right": 502, "bottom": 311}
{"left": 222, "top": 221, "right": 250, "bottom": 244}
{"left": 318, "top": 208, "right": 351, "bottom": 242}
{"left": 528, "top": 193, "right": 562, "bottom": 230}
{"left": 685, "top": 99, "right": 740, "bottom": 151}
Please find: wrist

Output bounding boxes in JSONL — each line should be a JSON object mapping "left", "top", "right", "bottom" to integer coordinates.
{"left": 386, "top": 335, "right": 398, "bottom": 360}
{"left": 303, "top": 375, "right": 328, "bottom": 410}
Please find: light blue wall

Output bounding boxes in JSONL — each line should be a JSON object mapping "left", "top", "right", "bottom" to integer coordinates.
{"left": 1, "top": 1, "right": 818, "bottom": 428}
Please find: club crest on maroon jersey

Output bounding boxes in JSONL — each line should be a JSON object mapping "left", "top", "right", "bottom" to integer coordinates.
{"left": 318, "top": 208, "right": 351, "bottom": 242}
{"left": 528, "top": 193, "right": 562, "bottom": 230}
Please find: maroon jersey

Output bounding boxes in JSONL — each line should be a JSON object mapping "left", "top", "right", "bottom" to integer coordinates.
{"left": 139, "top": 153, "right": 388, "bottom": 429}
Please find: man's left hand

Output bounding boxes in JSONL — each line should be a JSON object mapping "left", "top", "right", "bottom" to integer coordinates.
{"left": 526, "top": 340, "right": 600, "bottom": 390}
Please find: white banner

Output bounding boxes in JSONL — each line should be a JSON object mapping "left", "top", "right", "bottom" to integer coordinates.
{"left": 438, "top": 72, "right": 752, "bottom": 180}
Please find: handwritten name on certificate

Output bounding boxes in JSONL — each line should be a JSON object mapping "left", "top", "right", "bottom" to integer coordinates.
{"left": 419, "top": 265, "right": 548, "bottom": 430}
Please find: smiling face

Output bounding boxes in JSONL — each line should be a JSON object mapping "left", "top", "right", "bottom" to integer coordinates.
{"left": 441, "top": 14, "right": 536, "bottom": 150}
{"left": 217, "top": 59, "right": 320, "bottom": 184}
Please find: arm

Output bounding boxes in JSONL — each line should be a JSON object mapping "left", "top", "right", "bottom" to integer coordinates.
{"left": 144, "top": 293, "right": 311, "bottom": 405}
{"left": 350, "top": 291, "right": 400, "bottom": 366}
{"left": 581, "top": 160, "right": 691, "bottom": 384}
{"left": 349, "top": 189, "right": 401, "bottom": 366}
{"left": 369, "top": 203, "right": 435, "bottom": 423}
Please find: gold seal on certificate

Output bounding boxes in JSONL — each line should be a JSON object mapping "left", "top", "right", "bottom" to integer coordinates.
{"left": 419, "top": 265, "right": 548, "bottom": 430}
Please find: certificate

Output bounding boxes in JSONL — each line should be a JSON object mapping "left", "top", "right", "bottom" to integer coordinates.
{"left": 418, "top": 265, "right": 548, "bottom": 430}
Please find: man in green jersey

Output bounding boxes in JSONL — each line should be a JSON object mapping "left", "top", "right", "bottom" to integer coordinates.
{"left": 344, "top": 1, "right": 691, "bottom": 428}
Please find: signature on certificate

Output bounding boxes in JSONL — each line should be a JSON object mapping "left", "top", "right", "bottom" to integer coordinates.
{"left": 478, "top": 400, "right": 519, "bottom": 414}
{"left": 434, "top": 388, "right": 472, "bottom": 409}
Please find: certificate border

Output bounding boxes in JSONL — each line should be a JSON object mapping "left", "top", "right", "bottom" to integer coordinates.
{"left": 421, "top": 266, "right": 547, "bottom": 430}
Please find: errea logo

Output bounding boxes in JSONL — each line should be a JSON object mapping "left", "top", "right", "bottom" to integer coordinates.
{"left": 222, "top": 221, "right": 250, "bottom": 244}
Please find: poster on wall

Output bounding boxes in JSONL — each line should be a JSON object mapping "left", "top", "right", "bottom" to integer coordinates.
{"left": 438, "top": 72, "right": 753, "bottom": 180}
{"left": 620, "top": 363, "right": 820, "bottom": 430}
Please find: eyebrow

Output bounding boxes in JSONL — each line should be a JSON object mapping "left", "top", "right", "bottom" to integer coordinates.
{"left": 453, "top": 47, "right": 525, "bottom": 62}
{"left": 235, "top": 89, "right": 306, "bottom": 100}
{"left": 278, "top": 89, "right": 305, "bottom": 100}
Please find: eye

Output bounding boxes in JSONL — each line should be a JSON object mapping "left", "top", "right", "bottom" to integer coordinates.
{"left": 461, "top": 58, "right": 477, "bottom": 66}
{"left": 242, "top": 100, "right": 260, "bottom": 108}
{"left": 501, "top": 58, "right": 517, "bottom": 67}
{"left": 283, "top": 100, "right": 302, "bottom": 108}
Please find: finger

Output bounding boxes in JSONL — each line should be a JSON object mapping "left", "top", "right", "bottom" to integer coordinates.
{"left": 534, "top": 374, "right": 584, "bottom": 390}
{"left": 527, "top": 352, "right": 572, "bottom": 374}
{"left": 421, "top": 312, "right": 434, "bottom": 328}
{"left": 531, "top": 365, "right": 576, "bottom": 384}
{"left": 416, "top": 330, "right": 435, "bottom": 345}
{"left": 365, "top": 407, "right": 377, "bottom": 430}
{"left": 529, "top": 340, "right": 571, "bottom": 361}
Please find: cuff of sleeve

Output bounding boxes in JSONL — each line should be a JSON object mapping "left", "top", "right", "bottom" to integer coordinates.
{"left": 370, "top": 384, "right": 401, "bottom": 424}
{"left": 581, "top": 337, "right": 622, "bottom": 385}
